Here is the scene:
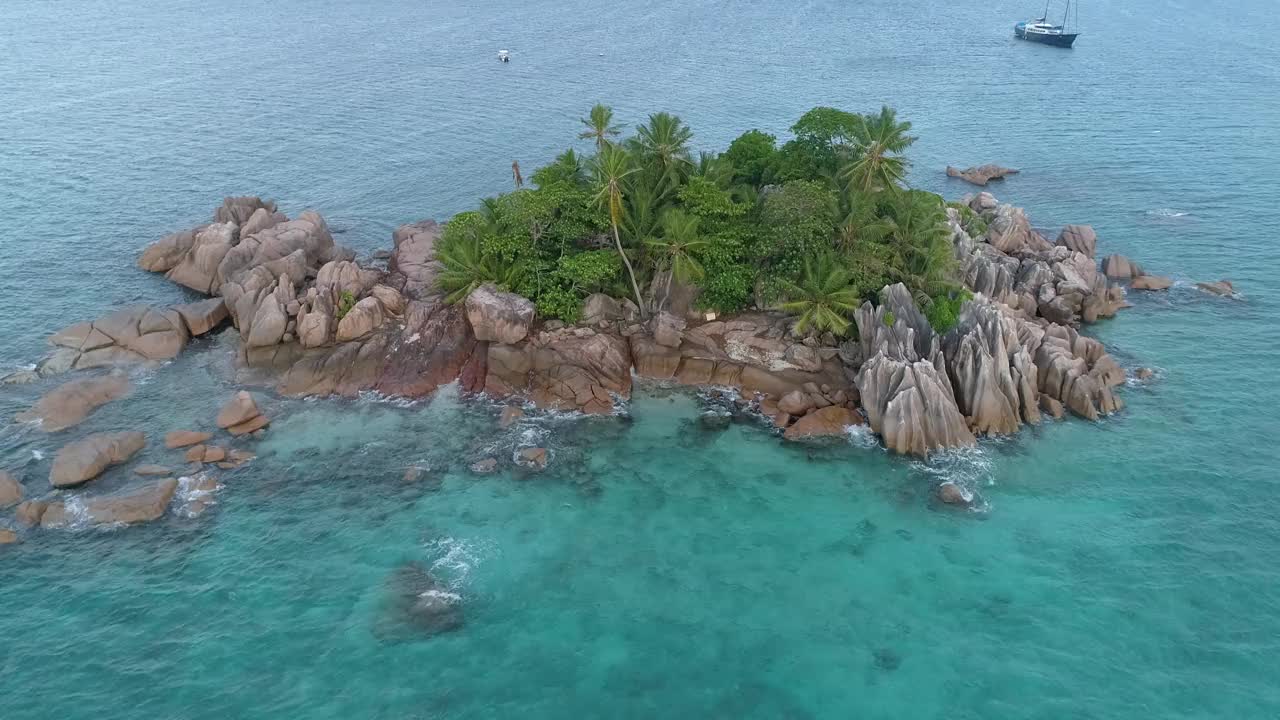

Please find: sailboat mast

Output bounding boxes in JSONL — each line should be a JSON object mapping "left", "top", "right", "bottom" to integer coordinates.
{"left": 1063, "top": 0, "right": 1071, "bottom": 29}
{"left": 1042, "top": 0, "right": 1050, "bottom": 20}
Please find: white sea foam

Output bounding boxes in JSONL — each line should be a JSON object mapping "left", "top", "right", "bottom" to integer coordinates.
{"left": 910, "top": 444, "right": 996, "bottom": 511}
{"left": 844, "top": 423, "right": 882, "bottom": 449}
{"left": 423, "top": 536, "right": 496, "bottom": 593}
{"left": 1144, "top": 208, "right": 1191, "bottom": 218}
{"left": 32, "top": 449, "right": 45, "bottom": 461}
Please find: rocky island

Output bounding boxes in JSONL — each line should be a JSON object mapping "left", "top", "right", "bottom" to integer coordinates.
{"left": 2, "top": 104, "right": 1228, "bottom": 545}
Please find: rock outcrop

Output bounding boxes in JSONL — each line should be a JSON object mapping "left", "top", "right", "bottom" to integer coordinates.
{"left": 46, "top": 306, "right": 189, "bottom": 371}
{"left": 465, "top": 284, "right": 535, "bottom": 345}
{"left": 15, "top": 373, "right": 132, "bottom": 432}
{"left": 946, "top": 164, "right": 1019, "bottom": 186}
{"left": 943, "top": 296, "right": 1040, "bottom": 435}
{"left": 49, "top": 431, "right": 146, "bottom": 488}
{"left": 486, "top": 328, "right": 631, "bottom": 414}
{"left": 389, "top": 221, "right": 443, "bottom": 299}
{"left": 1102, "top": 254, "right": 1143, "bottom": 281}
{"left": 1131, "top": 275, "right": 1173, "bottom": 291}
{"left": 40, "top": 478, "right": 179, "bottom": 528}
{"left": 216, "top": 391, "right": 268, "bottom": 435}
{"left": 783, "top": 406, "right": 863, "bottom": 441}
{"left": 1056, "top": 225, "right": 1097, "bottom": 258}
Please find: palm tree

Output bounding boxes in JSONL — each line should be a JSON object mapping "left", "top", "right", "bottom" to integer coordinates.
{"left": 841, "top": 106, "right": 916, "bottom": 194}
{"left": 646, "top": 209, "right": 708, "bottom": 312}
{"left": 870, "top": 191, "right": 960, "bottom": 307}
{"left": 436, "top": 232, "right": 523, "bottom": 304}
{"left": 579, "top": 104, "right": 621, "bottom": 152}
{"left": 635, "top": 112, "right": 694, "bottom": 188}
{"left": 775, "top": 255, "right": 863, "bottom": 337}
{"left": 591, "top": 143, "right": 646, "bottom": 315}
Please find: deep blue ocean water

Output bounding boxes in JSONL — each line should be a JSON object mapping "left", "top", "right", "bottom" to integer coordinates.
{"left": 2, "top": 1, "right": 1279, "bottom": 717}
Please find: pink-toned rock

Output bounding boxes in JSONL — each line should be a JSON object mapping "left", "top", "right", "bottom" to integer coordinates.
{"left": 1130, "top": 275, "right": 1173, "bottom": 291}
{"left": 15, "top": 373, "right": 132, "bottom": 432}
{"left": 41, "top": 478, "right": 179, "bottom": 528}
{"left": 173, "top": 298, "right": 229, "bottom": 336}
{"left": 938, "top": 483, "right": 972, "bottom": 506}
{"left": 0, "top": 471, "right": 22, "bottom": 508}
{"left": 49, "top": 431, "right": 147, "bottom": 488}
{"left": 16, "top": 501, "right": 49, "bottom": 527}
{"left": 165, "top": 430, "right": 213, "bottom": 449}
{"left": 216, "top": 392, "right": 261, "bottom": 429}
{"left": 465, "top": 284, "right": 534, "bottom": 345}
{"left": 516, "top": 447, "right": 549, "bottom": 470}
{"left": 1196, "top": 280, "right": 1235, "bottom": 297}
{"left": 783, "top": 406, "right": 863, "bottom": 441}
{"left": 227, "top": 415, "right": 270, "bottom": 436}
{"left": 470, "top": 458, "right": 498, "bottom": 474}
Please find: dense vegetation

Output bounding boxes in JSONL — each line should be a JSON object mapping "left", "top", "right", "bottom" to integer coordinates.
{"left": 436, "top": 105, "right": 970, "bottom": 334}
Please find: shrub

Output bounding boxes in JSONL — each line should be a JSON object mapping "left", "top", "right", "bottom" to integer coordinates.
{"left": 336, "top": 291, "right": 356, "bottom": 320}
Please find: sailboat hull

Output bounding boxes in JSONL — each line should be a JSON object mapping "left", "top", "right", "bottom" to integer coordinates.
{"left": 1015, "top": 25, "right": 1079, "bottom": 47}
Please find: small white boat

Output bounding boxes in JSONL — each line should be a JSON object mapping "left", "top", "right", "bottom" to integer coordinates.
{"left": 497, "top": 49, "right": 510, "bottom": 63}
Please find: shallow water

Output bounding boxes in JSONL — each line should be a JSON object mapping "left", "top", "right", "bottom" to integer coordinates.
{"left": 3, "top": 1, "right": 1280, "bottom": 718}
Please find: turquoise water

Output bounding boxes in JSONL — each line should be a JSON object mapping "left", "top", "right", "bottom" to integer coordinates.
{"left": 3, "top": 1, "right": 1280, "bottom": 717}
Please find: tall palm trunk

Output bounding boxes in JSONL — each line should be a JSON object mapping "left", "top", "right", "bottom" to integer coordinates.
{"left": 613, "top": 222, "right": 646, "bottom": 318}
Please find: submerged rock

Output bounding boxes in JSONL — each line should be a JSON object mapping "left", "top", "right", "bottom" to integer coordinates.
{"left": 1196, "top": 280, "right": 1236, "bottom": 297}
{"left": 373, "top": 562, "right": 464, "bottom": 641}
{"left": 515, "top": 447, "right": 549, "bottom": 470}
{"left": 937, "top": 482, "right": 972, "bottom": 506}
{"left": 470, "top": 458, "right": 498, "bottom": 474}
{"left": 49, "top": 431, "right": 147, "bottom": 488}
{"left": 0, "top": 471, "right": 23, "bottom": 508}
{"left": 14, "top": 373, "right": 132, "bottom": 432}
{"left": 164, "top": 430, "right": 213, "bottom": 449}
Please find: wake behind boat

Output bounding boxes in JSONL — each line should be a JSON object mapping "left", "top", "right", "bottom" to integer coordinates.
{"left": 1016, "top": 1, "right": 1080, "bottom": 48}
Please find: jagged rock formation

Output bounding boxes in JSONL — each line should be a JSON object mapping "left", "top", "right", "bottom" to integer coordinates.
{"left": 853, "top": 284, "right": 976, "bottom": 455}
{"left": 943, "top": 297, "right": 1040, "bottom": 435}
{"left": 954, "top": 197, "right": 1124, "bottom": 326}
{"left": 486, "top": 328, "right": 632, "bottom": 414}
{"left": 946, "top": 164, "right": 1019, "bottom": 186}
{"left": 465, "top": 284, "right": 534, "bottom": 345}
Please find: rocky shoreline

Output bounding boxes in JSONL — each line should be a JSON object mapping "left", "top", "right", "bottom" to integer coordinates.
{"left": 1, "top": 192, "right": 1237, "bottom": 546}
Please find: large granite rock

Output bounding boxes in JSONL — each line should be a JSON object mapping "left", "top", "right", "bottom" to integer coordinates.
{"left": 465, "top": 284, "right": 534, "bottom": 345}
{"left": 173, "top": 298, "right": 229, "bottom": 336}
{"left": 1056, "top": 225, "right": 1098, "bottom": 258}
{"left": 485, "top": 328, "right": 631, "bottom": 414}
{"left": 1102, "top": 254, "right": 1143, "bottom": 281}
{"left": 165, "top": 222, "right": 237, "bottom": 294}
{"left": 946, "top": 164, "right": 1019, "bottom": 186}
{"left": 41, "top": 478, "right": 179, "bottom": 528}
{"left": 581, "top": 294, "right": 639, "bottom": 325}
{"left": 783, "top": 406, "right": 864, "bottom": 441}
{"left": 853, "top": 284, "right": 976, "bottom": 455}
{"left": 215, "top": 196, "right": 277, "bottom": 226}
{"left": 943, "top": 296, "right": 1040, "bottom": 436}
{"left": 389, "top": 221, "right": 443, "bottom": 299}
{"left": 48, "top": 306, "right": 189, "bottom": 370}
{"left": 857, "top": 355, "right": 976, "bottom": 456}
{"left": 49, "top": 431, "right": 146, "bottom": 488}
{"left": 335, "top": 297, "right": 385, "bottom": 342}
{"left": 15, "top": 373, "right": 132, "bottom": 432}
{"left": 216, "top": 391, "right": 267, "bottom": 434}
{"left": 1131, "top": 275, "right": 1173, "bottom": 291}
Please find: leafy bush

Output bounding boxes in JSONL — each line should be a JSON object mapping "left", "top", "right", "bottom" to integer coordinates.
{"left": 882, "top": 310, "right": 896, "bottom": 327}
{"left": 336, "top": 291, "right": 356, "bottom": 320}
{"left": 722, "top": 130, "right": 777, "bottom": 186}
{"left": 924, "top": 290, "right": 971, "bottom": 333}
{"left": 534, "top": 284, "right": 582, "bottom": 324}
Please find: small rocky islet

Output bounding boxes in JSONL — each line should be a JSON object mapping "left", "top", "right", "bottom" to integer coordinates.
{"left": 0, "top": 108, "right": 1238, "bottom": 569}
